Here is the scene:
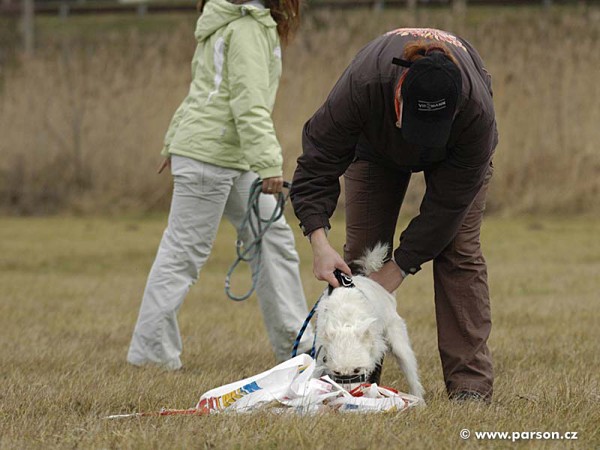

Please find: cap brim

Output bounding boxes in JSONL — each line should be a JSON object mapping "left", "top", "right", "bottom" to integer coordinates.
{"left": 401, "top": 114, "right": 453, "bottom": 148}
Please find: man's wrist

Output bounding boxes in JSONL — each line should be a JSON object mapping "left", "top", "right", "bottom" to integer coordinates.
{"left": 308, "top": 227, "right": 329, "bottom": 245}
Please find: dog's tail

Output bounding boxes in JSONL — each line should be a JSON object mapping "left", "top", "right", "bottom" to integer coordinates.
{"left": 354, "top": 242, "right": 389, "bottom": 276}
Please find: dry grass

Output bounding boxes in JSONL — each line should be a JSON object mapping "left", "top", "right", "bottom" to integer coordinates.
{"left": 0, "top": 6, "right": 599, "bottom": 215}
{"left": 0, "top": 214, "right": 599, "bottom": 448}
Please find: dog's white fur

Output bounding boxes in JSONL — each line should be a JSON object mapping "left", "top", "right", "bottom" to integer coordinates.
{"left": 315, "top": 243, "right": 424, "bottom": 399}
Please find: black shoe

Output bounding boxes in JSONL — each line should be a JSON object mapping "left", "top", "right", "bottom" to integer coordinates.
{"left": 449, "top": 390, "right": 490, "bottom": 404}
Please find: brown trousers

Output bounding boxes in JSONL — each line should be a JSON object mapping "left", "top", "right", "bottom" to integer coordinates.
{"left": 343, "top": 159, "right": 494, "bottom": 399}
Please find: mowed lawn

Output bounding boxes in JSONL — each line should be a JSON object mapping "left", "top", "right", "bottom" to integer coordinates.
{"left": 0, "top": 214, "right": 598, "bottom": 449}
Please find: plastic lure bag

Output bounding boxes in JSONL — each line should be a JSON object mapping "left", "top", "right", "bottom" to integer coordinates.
{"left": 106, "top": 355, "right": 422, "bottom": 418}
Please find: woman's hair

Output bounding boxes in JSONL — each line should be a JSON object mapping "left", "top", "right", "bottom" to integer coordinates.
{"left": 197, "top": 0, "right": 301, "bottom": 45}
{"left": 402, "top": 40, "right": 459, "bottom": 66}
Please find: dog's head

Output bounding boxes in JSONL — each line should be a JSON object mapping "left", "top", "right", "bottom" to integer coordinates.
{"left": 316, "top": 287, "right": 387, "bottom": 383}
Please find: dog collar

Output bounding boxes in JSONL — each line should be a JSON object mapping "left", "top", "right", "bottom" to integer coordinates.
{"left": 331, "top": 373, "right": 368, "bottom": 386}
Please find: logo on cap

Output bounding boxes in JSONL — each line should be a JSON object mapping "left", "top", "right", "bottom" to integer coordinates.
{"left": 418, "top": 99, "right": 447, "bottom": 112}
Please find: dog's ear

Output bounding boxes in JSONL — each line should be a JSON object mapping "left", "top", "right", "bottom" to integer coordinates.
{"left": 318, "top": 313, "right": 340, "bottom": 338}
{"left": 359, "top": 317, "right": 377, "bottom": 332}
{"left": 360, "top": 329, "right": 372, "bottom": 344}
{"left": 358, "top": 318, "right": 377, "bottom": 341}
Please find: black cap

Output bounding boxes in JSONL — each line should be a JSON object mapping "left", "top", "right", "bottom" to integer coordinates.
{"left": 400, "top": 53, "right": 462, "bottom": 148}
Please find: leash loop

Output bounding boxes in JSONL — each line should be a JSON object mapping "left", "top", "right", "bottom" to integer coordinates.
{"left": 225, "top": 179, "right": 291, "bottom": 302}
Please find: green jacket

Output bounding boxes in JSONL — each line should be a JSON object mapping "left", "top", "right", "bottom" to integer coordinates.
{"left": 162, "top": 0, "right": 283, "bottom": 179}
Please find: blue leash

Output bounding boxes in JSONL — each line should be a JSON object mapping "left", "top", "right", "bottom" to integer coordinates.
{"left": 290, "top": 294, "right": 322, "bottom": 359}
{"left": 291, "top": 270, "right": 355, "bottom": 358}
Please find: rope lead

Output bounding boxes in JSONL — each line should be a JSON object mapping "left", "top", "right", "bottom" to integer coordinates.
{"left": 225, "top": 179, "right": 291, "bottom": 301}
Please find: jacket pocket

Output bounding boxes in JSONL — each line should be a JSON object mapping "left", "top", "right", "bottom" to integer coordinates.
{"left": 220, "top": 124, "right": 240, "bottom": 148}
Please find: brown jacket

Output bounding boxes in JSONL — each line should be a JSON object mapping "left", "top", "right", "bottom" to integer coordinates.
{"left": 290, "top": 28, "right": 498, "bottom": 274}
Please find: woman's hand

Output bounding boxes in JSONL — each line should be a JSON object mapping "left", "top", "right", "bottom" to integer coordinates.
{"left": 262, "top": 176, "right": 284, "bottom": 194}
{"left": 310, "top": 228, "right": 352, "bottom": 287}
{"left": 157, "top": 157, "right": 171, "bottom": 174}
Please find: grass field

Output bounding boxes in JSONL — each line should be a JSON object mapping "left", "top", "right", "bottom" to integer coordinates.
{"left": 1, "top": 213, "right": 599, "bottom": 448}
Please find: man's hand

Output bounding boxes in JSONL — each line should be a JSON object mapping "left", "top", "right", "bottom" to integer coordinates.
{"left": 157, "top": 157, "right": 171, "bottom": 174}
{"left": 262, "top": 176, "right": 284, "bottom": 194}
{"left": 369, "top": 260, "right": 405, "bottom": 293}
{"left": 310, "top": 228, "right": 352, "bottom": 287}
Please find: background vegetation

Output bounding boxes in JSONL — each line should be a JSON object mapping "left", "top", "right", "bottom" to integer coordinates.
{"left": 0, "top": 5, "right": 599, "bottom": 215}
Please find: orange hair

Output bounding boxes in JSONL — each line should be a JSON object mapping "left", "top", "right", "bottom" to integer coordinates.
{"left": 403, "top": 40, "right": 459, "bottom": 66}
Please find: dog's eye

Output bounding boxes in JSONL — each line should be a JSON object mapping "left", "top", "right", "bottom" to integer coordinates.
{"left": 322, "top": 355, "right": 328, "bottom": 363}
{"left": 353, "top": 368, "right": 361, "bottom": 374}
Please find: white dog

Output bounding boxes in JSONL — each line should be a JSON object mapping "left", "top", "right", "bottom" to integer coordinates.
{"left": 314, "top": 243, "right": 424, "bottom": 400}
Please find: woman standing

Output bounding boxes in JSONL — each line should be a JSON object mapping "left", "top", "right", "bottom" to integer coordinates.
{"left": 127, "top": 0, "right": 312, "bottom": 369}
{"left": 291, "top": 29, "right": 497, "bottom": 402}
